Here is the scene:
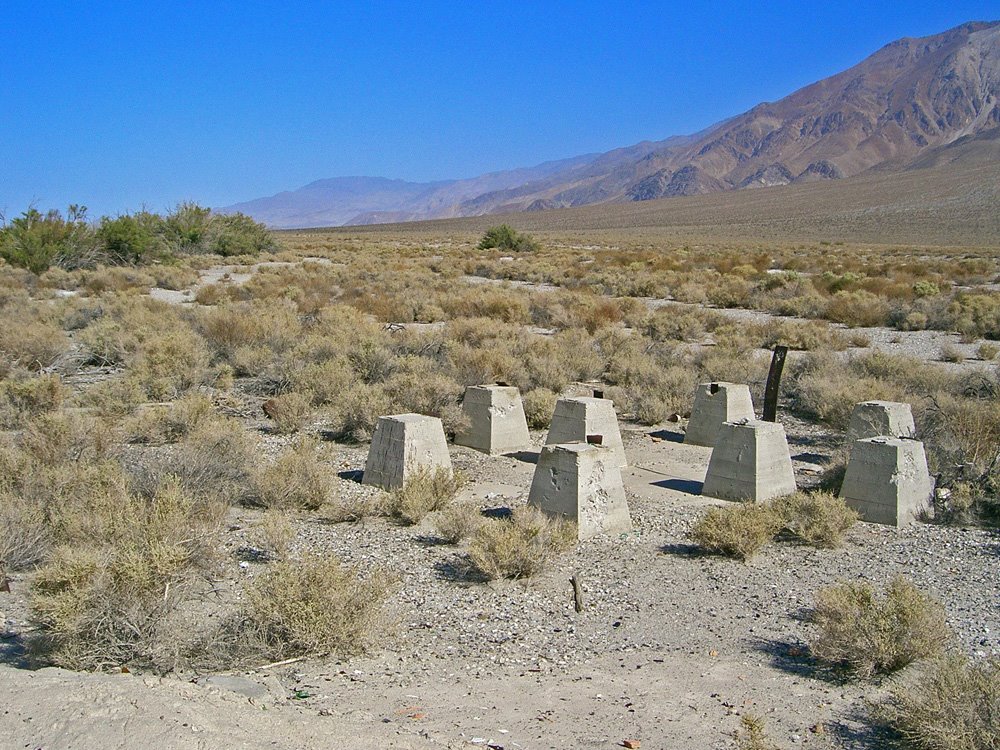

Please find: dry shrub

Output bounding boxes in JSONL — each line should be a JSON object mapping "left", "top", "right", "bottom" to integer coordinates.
{"left": 0, "top": 373, "right": 66, "bottom": 428}
{"left": 126, "top": 392, "right": 216, "bottom": 444}
{"left": 78, "top": 376, "right": 146, "bottom": 417}
{"left": 0, "top": 314, "right": 69, "bottom": 372}
{"left": 876, "top": 653, "right": 1000, "bottom": 750}
{"left": 128, "top": 329, "right": 212, "bottom": 400}
{"left": 134, "top": 419, "right": 257, "bottom": 505}
{"left": 234, "top": 553, "right": 394, "bottom": 660}
{"left": 263, "top": 390, "right": 313, "bottom": 434}
{"left": 606, "top": 346, "right": 695, "bottom": 424}
{"left": 940, "top": 344, "right": 966, "bottom": 363}
{"left": 254, "top": 439, "right": 330, "bottom": 511}
{"left": 644, "top": 306, "right": 711, "bottom": 342}
{"left": 433, "top": 502, "right": 483, "bottom": 543}
{"left": 19, "top": 411, "right": 117, "bottom": 466}
{"left": 389, "top": 467, "right": 464, "bottom": 524}
{"left": 825, "top": 290, "right": 891, "bottom": 327}
{"left": 29, "top": 479, "right": 225, "bottom": 670}
{"left": 773, "top": 491, "right": 858, "bottom": 548}
{"left": 0, "top": 490, "right": 51, "bottom": 570}
{"left": 688, "top": 503, "right": 783, "bottom": 561}
{"left": 197, "top": 300, "right": 301, "bottom": 360}
{"left": 809, "top": 576, "right": 951, "bottom": 679}
{"left": 325, "top": 383, "right": 396, "bottom": 442}
{"left": 788, "top": 352, "right": 900, "bottom": 430}
{"left": 523, "top": 387, "right": 558, "bottom": 429}
{"left": 977, "top": 342, "right": 999, "bottom": 361}
{"left": 251, "top": 509, "right": 295, "bottom": 559}
{"left": 468, "top": 506, "right": 576, "bottom": 580}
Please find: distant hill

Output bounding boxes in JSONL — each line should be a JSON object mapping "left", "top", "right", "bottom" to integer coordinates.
{"left": 224, "top": 21, "right": 1000, "bottom": 228}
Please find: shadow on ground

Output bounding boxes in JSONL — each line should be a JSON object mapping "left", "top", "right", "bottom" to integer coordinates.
{"left": 648, "top": 429, "right": 685, "bottom": 443}
{"left": 653, "top": 478, "right": 704, "bottom": 495}
{"left": 507, "top": 451, "right": 539, "bottom": 465}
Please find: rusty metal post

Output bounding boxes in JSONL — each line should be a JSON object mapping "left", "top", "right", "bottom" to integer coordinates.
{"left": 763, "top": 345, "right": 788, "bottom": 422}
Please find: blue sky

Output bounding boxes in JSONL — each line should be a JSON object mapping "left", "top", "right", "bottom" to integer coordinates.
{"left": 1, "top": 1, "right": 996, "bottom": 217}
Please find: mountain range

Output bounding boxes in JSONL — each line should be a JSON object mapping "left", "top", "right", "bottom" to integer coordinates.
{"left": 223, "top": 20, "right": 1000, "bottom": 229}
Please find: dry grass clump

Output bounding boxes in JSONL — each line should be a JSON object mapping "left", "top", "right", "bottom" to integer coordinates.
{"left": 324, "top": 383, "right": 396, "bottom": 442}
{"left": 433, "top": 502, "right": 483, "bottom": 544}
{"left": 468, "top": 506, "right": 576, "bottom": 580}
{"left": 389, "top": 467, "right": 464, "bottom": 524}
{"left": 234, "top": 553, "right": 394, "bottom": 661}
{"left": 29, "top": 479, "right": 226, "bottom": 670}
{"left": 736, "top": 714, "right": 780, "bottom": 750}
{"left": 253, "top": 439, "right": 330, "bottom": 511}
{"left": 688, "top": 503, "right": 783, "bottom": 561}
{"left": 0, "top": 311, "right": 70, "bottom": 372}
{"left": 772, "top": 491, "right": 858, "bottom": 548}
{"left": 875, "top": 653, "right": 1000, "bottom": 750}
{"left": 809, "top": 576, "right": 951, "bottom": 679}
{"left": 250, "top": 509, "right": 296, "bottom": 559}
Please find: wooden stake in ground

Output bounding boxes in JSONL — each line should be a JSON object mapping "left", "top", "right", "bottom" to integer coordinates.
{"left": 570, "top": 572, "right": 584, "bottom": 612}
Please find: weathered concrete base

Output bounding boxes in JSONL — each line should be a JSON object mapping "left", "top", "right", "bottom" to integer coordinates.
{"left": 684, "top": 382, "right": 755, "bottom": 447}
{"left": 528, "top": 443, "right": 632, "bottom": 540}
{"left": 362, "top": 413, "right": 452, "bottom": 491}
{"left": 545, "top": 397, "right": 627, "bottom": 468}
{"left": 454, "top": 385, "right": 531, "bottom": 455}
{"left": 702, "top": 420, "right": 797, "bottom": 502}
{"left": 840, "top": 437, "right": 931, "bottom": 528}
{"left": 847, "top": 400, "right": 916, "bottom": 441}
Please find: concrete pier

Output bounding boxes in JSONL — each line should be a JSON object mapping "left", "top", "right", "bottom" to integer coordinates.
{"left": 545, "top": 397, "right": 626, "bottom": 468}
{"left": 528, "top": 442, "right": 632, "bottom": 540}
{"left": 454, "top": 385, "right": 531, "bottom": 455}
{"left": 847, "top": 400, "right": 916, "bottom": 441}
{"left": 362, "top": 413, "right": 452, "bottom": 491}
{"left": 701, "top": 419, "right": 797, "bottom": 502}
{"left": 840, "top": 437, "right": 931, "bottom": 527}
{"left": 684, "top": 382, "right": 755, "bottom": 447}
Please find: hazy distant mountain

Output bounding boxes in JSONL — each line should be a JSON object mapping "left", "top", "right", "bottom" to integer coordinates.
{"left": 224, "top": 21, "right": 999, "bottom": 228}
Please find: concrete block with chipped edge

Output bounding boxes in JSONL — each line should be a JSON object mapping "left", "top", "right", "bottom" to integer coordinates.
{"left": 702, "top": 419, "right": 797, "bottom": 502}
{"left": 840, "top": 437, "right": 931, "bottom": 528}
{"left": 454, "top": 385, "right": 531, "bottom": 455}
{"left": 544, "top": 397, "right": 627, "bottom": 469}
{"left": 684, "top": 382, "right": 755, "bottom": 447}
{"left": 847, "top": 400, "right": 916, "bottom": 441}
{"left": 528, "top": 442, "right": 632, "bottom": 540}
{"left": 362, "top": 413, "right": 452, "bottom": 491}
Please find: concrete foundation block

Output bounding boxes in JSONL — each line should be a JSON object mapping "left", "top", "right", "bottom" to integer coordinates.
{"left": 684, "top": 382, "right": 755, "bottom": 447}
{"left": 840, "top": 437, "right": 931, "bottom": 528}
{"left": 544, "top": 397, "right": 626, "bottom": 468}
{"left": 454, "top": 385, "right": 531, "bottom": 455}
{"left": 362, "top": 413, "right": 452, "bottom": 491}
{"left": 847, "top": 400, "right": 915, "bottom": 441}
{"left": 528, "top": 442, "right": 632, "bottom": 540}
{"left": 702, "top": 420, "right": 797, "bottom": 502}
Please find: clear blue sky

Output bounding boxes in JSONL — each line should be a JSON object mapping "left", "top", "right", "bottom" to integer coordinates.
{"left": 1, "top": 1, "right": 996, "bottom": 217}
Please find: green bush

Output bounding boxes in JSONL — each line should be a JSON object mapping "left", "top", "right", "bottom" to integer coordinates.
{"left": 0, "top": 206, "right": 96, "bottom": 273}
{"left": 209, "top": 213, "right": 276, "bottom": 256}
{"left": 96, "top": 212, "right": 165, "bottom": 264}
{"left": 477, "top": 225, "right": 540, "bottom": 253}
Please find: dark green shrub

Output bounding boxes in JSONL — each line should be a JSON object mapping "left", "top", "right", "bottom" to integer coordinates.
{"left": 477, "top": 225, "right": 539, "bottom": 253}
{"left": 97, "top": 212, "right": 165, "bottom": 264}
{"left": 0, "top": 206, "right": 96, "bottom": 273}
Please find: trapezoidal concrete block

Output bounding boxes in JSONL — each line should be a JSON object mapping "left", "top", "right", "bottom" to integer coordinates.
{"left": 528, "top": 442, "right": 632, "bottom": 540}
{"left": 454, "top": 385, "right": 531, "bottom": 455}
{"left": 362, "top": 413, "right": 452, "bottom": 491}
{"left": 702, "top": 420, "right": 797, "bottom": 502}
{"left": 847, "top": 400, "right": 916, "bottom": 441}
{"left": 684, "top": 382, "right": 755, "bottom": 447}
{"left": 544, "top": 397, "right": 626, "bottom": 469}
{"left": 840, "top": 437, "right": 931, "bottom": 528}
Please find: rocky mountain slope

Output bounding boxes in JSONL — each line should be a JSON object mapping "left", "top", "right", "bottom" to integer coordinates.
{"left": 225, "top": 21, "right": 999, "bottom": 228}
